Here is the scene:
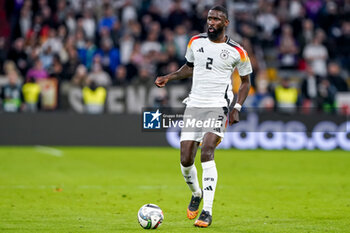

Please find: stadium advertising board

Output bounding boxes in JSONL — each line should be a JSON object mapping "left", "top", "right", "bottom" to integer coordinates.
{"left": 0, "top": 112, "right": 348, "bottom": 150}
{"left": 165, "top": 112, "right": 350, "bottom": 151}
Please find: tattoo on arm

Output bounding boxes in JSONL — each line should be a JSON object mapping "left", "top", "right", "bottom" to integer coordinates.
{"left": 168, "top": 64, "right": 193, "bottom": 81}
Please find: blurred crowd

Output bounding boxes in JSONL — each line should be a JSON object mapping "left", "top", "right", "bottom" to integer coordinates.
{"left": 0, "top": 0, "right": 349, "bottom": 114}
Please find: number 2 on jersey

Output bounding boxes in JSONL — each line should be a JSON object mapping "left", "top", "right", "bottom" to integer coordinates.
{"left": 206, "top": 57, "right": 213, "bottom": 70}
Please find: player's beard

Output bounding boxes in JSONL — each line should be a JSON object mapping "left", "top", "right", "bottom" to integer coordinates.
{"left": 207, "top": 26, "right": 224, "bottom": 41}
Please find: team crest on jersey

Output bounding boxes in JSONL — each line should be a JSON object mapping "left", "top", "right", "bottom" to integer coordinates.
{"left": 220, "top": 49, "right": 229, "bottom": 60}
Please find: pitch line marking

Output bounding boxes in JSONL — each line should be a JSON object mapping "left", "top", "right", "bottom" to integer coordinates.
{"left": 35, "top": 146, "right": 64, "bottom": 157}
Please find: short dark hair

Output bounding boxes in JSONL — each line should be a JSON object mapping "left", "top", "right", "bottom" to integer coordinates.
{"left": 210, "top": 5, "right": 228, "bottom": 19}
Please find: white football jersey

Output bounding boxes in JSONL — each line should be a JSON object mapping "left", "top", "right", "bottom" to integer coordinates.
{"left": 184, "top": 33, "right": 252, "bottom": 107}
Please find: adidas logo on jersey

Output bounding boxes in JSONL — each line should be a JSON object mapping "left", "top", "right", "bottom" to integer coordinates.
{"left": 196, "top": 47, "right": 204, "bottom": 53}
{"left": 204, "top": 186, "right": 213, "bottom": 191}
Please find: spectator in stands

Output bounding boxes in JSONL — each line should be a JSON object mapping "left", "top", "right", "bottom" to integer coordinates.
{"left": 301, "top": 66, "right": 320, "bottom": 109}
{"left": 114, "top": 65, "right": 129, "bottom": 86}
{"left": 317, "top": 77, "right": 337, "bottom": 113}
{"left": 77, "top": 39, "right": 97, "bottom": 71}
{"left": 3, "top": 61, "right": 21, "bottom": 81}
{"left": 57, "top": 24, "right": 68, "bottom": 42}
{"left": 130, "top": 42, "right": 144, "bottom": 68}
{"left": 63, "top": 46, "right": 80, "bottom": 80}
{"left": 277, "top": 24, "right": 299, "bottom": 69}
{"left": 140, "top": 14, "right": 153, "bottom": 38}
{"left": 75, "top": 29, "right": 86, "bottom": 50}
{"left": 127, "top": 20, "right": 142, "bottom": 41}
{"left": 276, "top": 0, "right": 290, "bottom": 25}
{"left": 151, "top": 0, "right": 174, "bottom": 19}
{"left": 148, "top": 21, "right": 162, "bottom": 40}
{"left": 98, "top": 6, "right": 117, "bottom": 32}
{"left": 327, "top": 62, "right": 349, "bottom": 92}
{"left": 290, "top": 3, "right": 306, "bottom": 46}
{"left": 39, "top": 46, "right": 54, "bottom": 70}
{"left": 167, "top": 0, "right": 188, "bottom": 29}
{"left": 256, "top": 3, "right": 279, "bottom": 47}
{"left": 119, "top": 33, "right": 135, "bottom": 65}
{"left": 120, "top": 0, "right": 138, "bottom": 25}
{"left": 162, "top": 28, "right": 176, "bottom": 50}
{"left": 81, "top": 9, "right": 97, "bottom": 41}
{"left": 27, "top": 14, "right": 50, "bottom": 42}
{"left": 72, "top": 64, "right": 89, "bottom": 87}
{"left": 41, "top": 28, "right": 63, "bottom": 55}
{"left": 318, "top": 1, "right": 341, "bottom": 37}
{"left": 15, "top": 4, "right": 32, "bottom": 39}
{"left": 141, "top": 31, "right": 162, "bottom": 56}
{"left": 303, "top": 32, "right": 328, "bottom": 77}
{"left": 88, "top": 63, "right": 112, "bottom": 87}
{"left": 173, "top": 25, "right": 189, "bottom": 61}
{"left": 297, "top": 19, "right": 314, "bottom": 53}
{"left": 82, "top": 80, "right": 107, "bottom": 114}
{"left": 41, "top": 5, "right": 56, "bottom": 28}
{"left": 55, "top": 0, "right": 69, "bottom": 24}
{"left": 0, "top": 70, "right": 22, "bottom": 112}
{"left": 110, "top": 21, "right": 123, "bottom": 48}
{"left": 98, "top": 26, "right": 112, "bottom": 46}
{"left": 252, "top": 70, "right": 274, "bottom": 110}
{"left": 26, "top": 59, "right": 48, "bottom": 81}
{"left": 65, "top": 10, "right": 77, "bottom": 35}
{"left": 304, "top": 0, "right": 323, "bottom": 22}
{"left": 289, "top": 0, "right": 304, "bottom": 20}
{"left": 7, "top": 38, "right": 28, "bottom": 76}
{"left": 49, "top": 55, "right": 63, "bottom": 80}
{"left": 273, "top": 78, "right": 299, "bottom": 112}
{"left": 5, "top": 0, "right": 26, "bottom": 40}
{"left": 35, "top": 0, "right": 49, "bottom": 14}
{"left": 157, "top": 43, "right": 180, "bottom": 75}
{"left": 240, "top": 23, "right": 258, "bottom": 49}
{"left": 132, "top": 66, "right": 153, "bottom": 87}
{"left": 336, "top": 21, "right": 350, "bottom": 72}
{"left": 95, "top": 38, "right": 120, "bottom": 76}
{"left": 141, "top": 52, "right": 158, "bottom": 78}
{"left": 22, "top": 77, "right": 41, "bottom": 112}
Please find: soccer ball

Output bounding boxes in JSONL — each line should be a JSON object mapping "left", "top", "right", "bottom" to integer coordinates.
{"left": 137, "top": 204, "right": 164, "bottom": 229}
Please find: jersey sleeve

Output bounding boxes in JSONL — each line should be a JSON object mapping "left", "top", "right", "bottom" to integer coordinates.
{"left": 236, "top": 57, "right": 253, "bottom": 76}
{"left": 185, "top": 42, "right": 194, "bottom": 63}
{"left": 235, "top": 48, "right": 252, "bottom": 76}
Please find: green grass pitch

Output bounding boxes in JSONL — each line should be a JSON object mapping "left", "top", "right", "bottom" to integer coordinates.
{"left": 0, "top": 147, "right": 349, "bottom": 233}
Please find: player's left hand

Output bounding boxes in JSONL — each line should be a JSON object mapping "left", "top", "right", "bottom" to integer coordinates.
{"left": 155, "top": 76, "right": 169, "bottom": 88}
{"left": 229, "top": 109, "right": 239, "bottom": 125}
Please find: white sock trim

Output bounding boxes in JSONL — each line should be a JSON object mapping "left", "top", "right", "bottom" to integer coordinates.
{"left": 201, "top": 160, "right": 216, "bottom": 169}
{"left": 180, "top": 163, "right": 201, "bottom": 197}
{"left": 180, "top": 163, "right": 195, "bottom": 173}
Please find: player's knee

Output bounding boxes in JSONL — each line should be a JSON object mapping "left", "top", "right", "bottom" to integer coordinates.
{"left": 201, "top": 144, "right": 215, "bottom": 162}
{"left": 180, "top": 155, "right": 194, "bottom": 167}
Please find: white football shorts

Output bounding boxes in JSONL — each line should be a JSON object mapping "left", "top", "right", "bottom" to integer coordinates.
{"left": 180, "top": 107, "right": 228, "bottom": 142}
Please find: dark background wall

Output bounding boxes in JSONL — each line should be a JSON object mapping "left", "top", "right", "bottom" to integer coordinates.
{"left": 0, "top": 112, "right": 348, "bottom": 150}
{"left": 0, "top": 113, "right": 168, "bottom": 146}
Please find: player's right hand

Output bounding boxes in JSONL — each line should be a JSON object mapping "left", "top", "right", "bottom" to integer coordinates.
{"left": 155, "top": 76, "right": 169, "bottom": 88}
{"left": 229, "top": 109, "right": 239, "bottom": 125}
